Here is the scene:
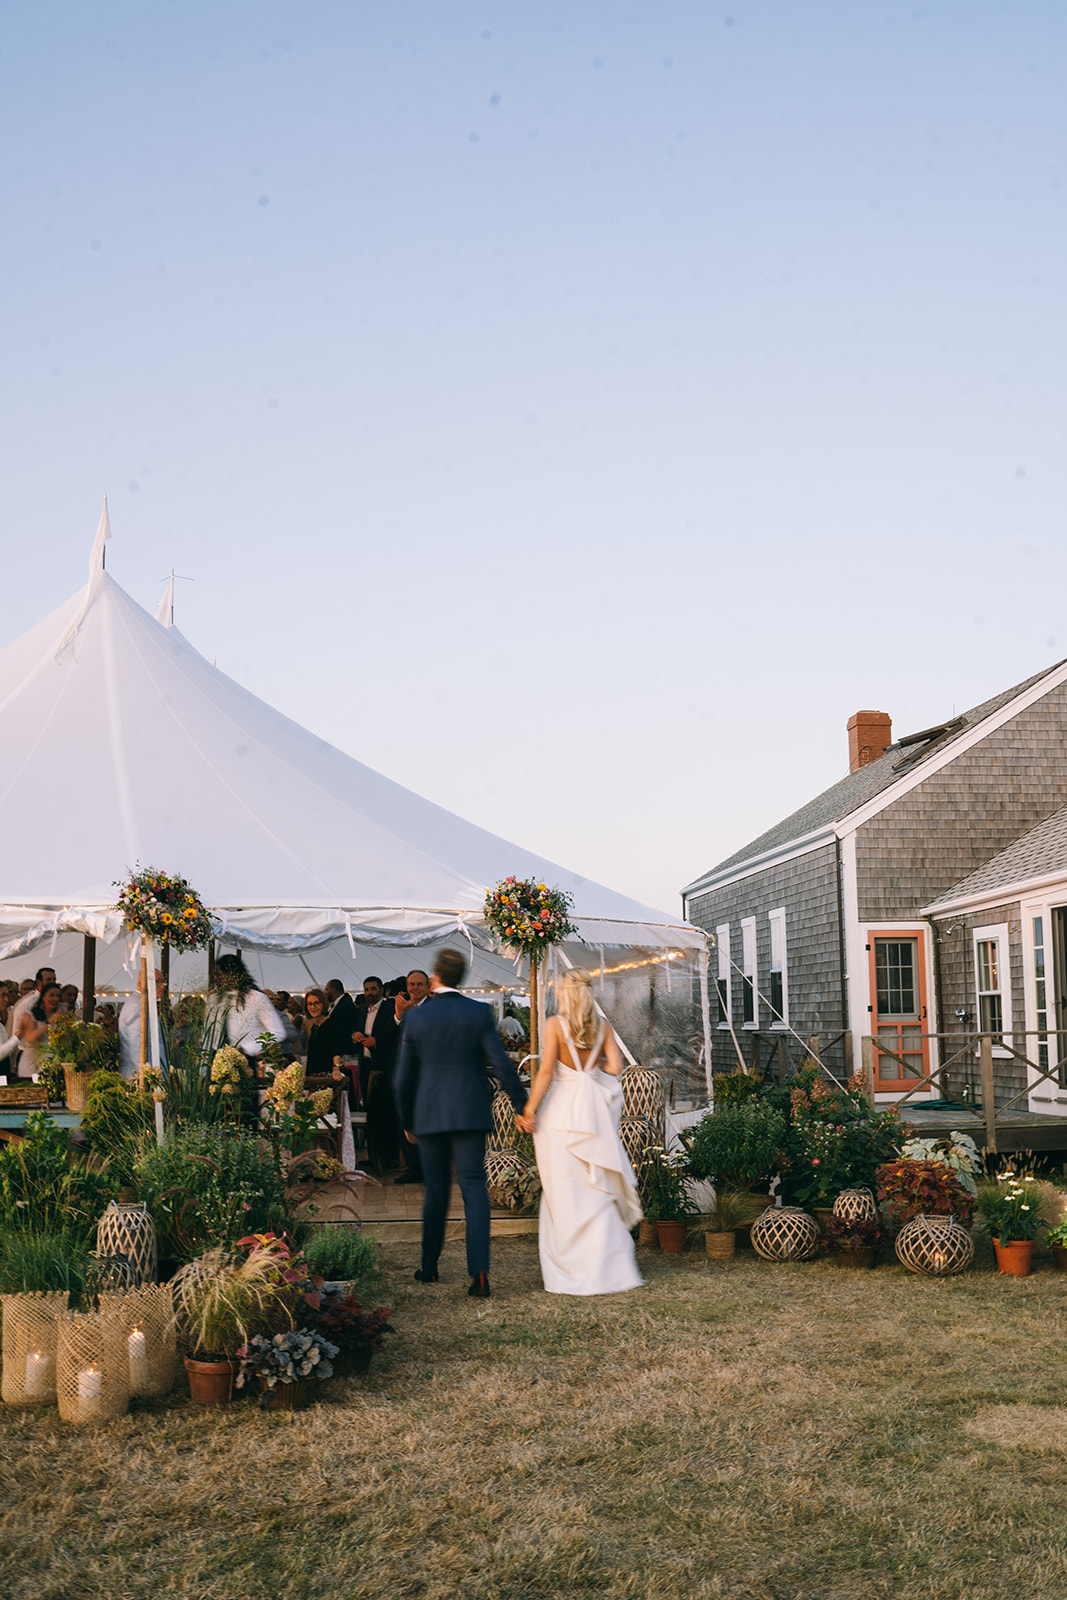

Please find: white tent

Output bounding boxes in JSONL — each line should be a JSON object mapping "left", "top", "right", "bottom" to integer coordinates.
{"left": 0, "top": 524, "right": 707, "bottom": 1040}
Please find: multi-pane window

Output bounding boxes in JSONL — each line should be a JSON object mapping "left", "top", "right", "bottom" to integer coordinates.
{"left": 741, "top": 917, "right": 757, "bottom": 1028}
{"left": 973, "top": 925, "right": 1011, "bottom": 1052}
{"left": 875, "top": 940, "right": 917, "bottom": 1016}
{"left": 768, "top": 907, "right": 788, "bottom": 1027}
{"left": 715, "top": 925, "right": 731, "bottom": 1028}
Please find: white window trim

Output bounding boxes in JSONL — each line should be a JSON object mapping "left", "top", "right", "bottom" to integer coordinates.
{"left": 716, "top": 924, "right": 732, "bottom": 1030}
{"left": 741, "top": 916, "right": 758, "bottom": 1030}
{"left": 768, "top": 906, "right": 788, "bottom": 1030}
{"left": 973, "top": 922, "right": 1013, "bottom": 1059}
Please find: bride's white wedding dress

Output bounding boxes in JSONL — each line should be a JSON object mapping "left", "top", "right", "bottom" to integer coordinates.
{"left": 533, "top": 1017, "right": 644, "bottom": 1296}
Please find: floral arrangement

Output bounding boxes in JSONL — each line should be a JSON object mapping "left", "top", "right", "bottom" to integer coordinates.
{"left": 641, "top": 1144, "right": 693, "bottom": 1223}
{"left": 976, "top": 1175, "right": 1045, "bottom": 1245}
{"left": 876, "top": 1158, "right": 976, "bottom": 1228}
{"left": 900, "top": 1131, "right": 980, "bottom": 1197}
{"left": 235, "top": 1329, "right": 338, "bottom": 1390}
{"left": 210, "top": 1045, "right": 252, "bottom": 1098}
{"left": 39, "top": 1016, "right": 118, "bottom": 1099}
{"left": 784, "top": 1065, "right": 903, "bottom": 1208}
{"left": 484, "top": 876, "right": 577, "bottom": 959}
{"left": 114, "top": 866, "right": 213, "bottom": 951}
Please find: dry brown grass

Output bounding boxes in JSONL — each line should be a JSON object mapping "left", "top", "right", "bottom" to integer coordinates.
{"left": 4, "top": 1237, "right": 1067, "bottom": 1600}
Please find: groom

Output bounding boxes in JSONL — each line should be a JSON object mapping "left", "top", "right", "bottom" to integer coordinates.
{"left": 394, "top": 947, "right": 526, "bottom": 1298}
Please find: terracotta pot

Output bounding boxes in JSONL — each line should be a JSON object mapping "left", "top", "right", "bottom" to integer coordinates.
{"left": 637, "top": 1220, "right": 659, "bottom": 1248}
{"left": 705, "top": 1231, "right": 736, "bottom": 1261}
{"left": 812, "top": 1207, "right": 836, "bottom": 1236}
{"left": 993, "top": 1239, "right": 1034, "bottom": 1277}
{"left": 184, "top": 1356, "right": 238, "bottom": 1405}
{"left": 655, "top": 1221, "right": 687, "bottom": 1254}
{"left": 1051, "top": 1245, "right": 1067, "bottom": 1274}
{"left": 258, "top": 1377, "right": 313, "bottom": 1411}
{"left": 836, "top": 1246, "right": 876, "bottom": 1270}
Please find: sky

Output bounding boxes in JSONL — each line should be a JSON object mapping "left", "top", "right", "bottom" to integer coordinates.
{"left": 3, "top": 2, "right": 1066, "bottom": 917}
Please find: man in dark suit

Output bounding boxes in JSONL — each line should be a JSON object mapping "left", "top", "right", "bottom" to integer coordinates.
{"left": 394, "top": 947, "right": 525, "bottom": 1298}
{"left": 322, "top": 979, "right": 361, "bottom": 1104}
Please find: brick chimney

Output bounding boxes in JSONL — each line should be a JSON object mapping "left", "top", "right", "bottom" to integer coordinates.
{"left": 847, "top": 710, "right": 892, "bottom": 772}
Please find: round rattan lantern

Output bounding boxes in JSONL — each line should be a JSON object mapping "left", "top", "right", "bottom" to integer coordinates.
{"left": 619, "top": 1115, "right": 656, "bottom": 1175}
{"left": 96, "top": 1201, "right": 157, "bottom": 1287}
{"left": 621, "top": 1068, "right": 665, "bottom": 1144}
{"left": 750, "top": 1206, "right": 819, "bottom": 1263}
{"left": 832, "top": 1188, "right": 878, "bottom": 1226}
{"left": 895, "top": 1214, "right": 974, "bottom": 1277}
{"left": 488, "top": 1090, "right": 518, "bottom": 1152}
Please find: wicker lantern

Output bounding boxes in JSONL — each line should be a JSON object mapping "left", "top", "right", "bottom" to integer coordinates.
{"left": 488, "top": 1090, "right": 518, "bottom": 1152}
{"left": 621, "top": 1068, "right": 665, "bottom": 1145}
{"left": 750, "top": 1206, "right": 819, "bottom": 1263}
{"left": 832, "top": 1189, "right": 878, "bottom": 1226}
{"left": 96, "top": 1201, "right": 158, "bottom": 1287}
{"left": 895, "top": 1214, "right": 974, "bottom": 1277}
{"left": 619, "top": 1116, "right": 656, "bottom": 1176}
{"left": 56, "top": 1309, "right": 129, "bottom": 1424}
{"left": 101, "top": 1285, "right": 177, "bottom": 1398}
{"left": 0, "top": 1291, "right": 68, "bottom": 1406}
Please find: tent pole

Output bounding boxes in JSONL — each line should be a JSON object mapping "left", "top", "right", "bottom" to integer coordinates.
{"left": 138, "top": 957, "right": 149, "bottom": 1083}
{"left": 81, "top": 935, "right": 96, "bottom": 1024}
{"left": 528, "top": 956, "right": 539, "bottom": 1070}
{"left": 698, "top": 950, "right": 713, "bottom": 1105}
{"left": 207, "top": 939, "right": 216, "bottom": 989}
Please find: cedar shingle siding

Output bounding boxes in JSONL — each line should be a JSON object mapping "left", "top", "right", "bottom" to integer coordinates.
{"left": 931, "top": 902, "right": 1028, "bottom": 1107}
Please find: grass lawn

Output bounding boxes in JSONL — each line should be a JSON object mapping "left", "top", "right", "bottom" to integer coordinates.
{"left": 3, "top": 1235, "right": 1067, "bottom": 1600}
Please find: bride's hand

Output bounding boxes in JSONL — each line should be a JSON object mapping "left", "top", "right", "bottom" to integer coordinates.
{"left": 515, "top": 1112, "right": 536, "bottom": 1133}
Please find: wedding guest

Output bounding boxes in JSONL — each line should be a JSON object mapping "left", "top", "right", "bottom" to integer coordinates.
{"left": 10, "top": 968, "right": 57, "bottom": 1073}
{"left": 206, "top": 954, "right": 287, "bottom": 1063}
{"left": 391, "top": 970, "right": 431, "bottom": 1184}
{"left": 60, "top": 984, "right": 79, "bottom": 1016}
{"left": 118, "top": 970, "right": 167, "bottom": 1080}
{"left": 16, "top": 982, "right": 63, "bottom": 1078}
{"left": 302, "top": 989, "right": 335, "bottom": 1075}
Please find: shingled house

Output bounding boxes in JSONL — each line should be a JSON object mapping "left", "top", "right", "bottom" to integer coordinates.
{"left": 681, "top": 661, "right": 1067, "bottom": 1109}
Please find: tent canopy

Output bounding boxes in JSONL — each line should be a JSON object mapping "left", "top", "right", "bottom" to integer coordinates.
{"left": 0, "top": 546, "right": 703, "bottom": 967}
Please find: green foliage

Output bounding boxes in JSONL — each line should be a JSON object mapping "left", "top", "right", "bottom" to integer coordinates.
{"left": 80, "top": 1071, "right": 153, "bottom": 1184}
{"left": 38, "top": 1017, "right": 119, "bottom": 1101}
{"left": 711, "top": 1070, "right": 764, "bottom": 1106}
{"left": 133, "top": 1124, "right": 289, "bottom": 1263}
{"left": 0, "top": 1227, "right": 92, "bottom": 1298}
{"left": 684, "top": 1102, "right": 787, "bottom": 1192}
{"left": 161, "top": 998, "right": 228, "bottom": 1128}
{"left": 171, "top": 1242, "right": 296, "bottom": 1358}
{"left": 976, "top": 1177, "right": 1045, "bottom": 1245}
{"left": 783, "top": 1063, "right": 904, "bottom": 1207}
{"left": 0, "top": 1112, "right": 119, "bottom": 1244}
{"left": 300, "top": 1226, "right": 382, "bottom": 1290}
{"left": 641, "top": 1145, "right": 693, "bottom": 1223}
{"left": 876, "top": 1158, "right": 976, "bottom": 1227}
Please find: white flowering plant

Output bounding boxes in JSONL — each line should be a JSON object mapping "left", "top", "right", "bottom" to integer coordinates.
{"left": 976, "top": 1175, "right": 1045, "bottom": 1245}
{"left": 900, "top": 1131, "right": 981, "bottom": 1197}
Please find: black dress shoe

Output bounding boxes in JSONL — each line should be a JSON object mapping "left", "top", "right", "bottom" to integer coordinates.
{"left": 467, "top": 1273, "right": 491, "bottom": 1298}
{"left": 413, "top": 1269, "right": 439, "bottom": 1283}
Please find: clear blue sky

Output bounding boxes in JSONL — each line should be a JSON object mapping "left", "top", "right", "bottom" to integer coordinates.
{"left": 4, "top": 2, "right": 1065, "bottom": 915}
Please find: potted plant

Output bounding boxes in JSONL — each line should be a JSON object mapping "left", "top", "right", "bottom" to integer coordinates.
{"left": 684, "top": 1102, "right": 786, "bottom": 1203}
{"left": 819, "top": 1212, "right": 885, "bottom": 1269}
{"left": 690, "top": 1190, "right": 766, "bottom": 1262}
{"left": 641, "top": 1146, "right": 693, "bottom": 1253}
{"left": 38, "top": 1015, "right": 119, "bottom": 1109}
{"left": 1046, "top": 1219, "right": 1067, "bottom": 1273}
{"left": 976, "top": 1177, "right": 1044, "bottom": 1276}
{"left": 785, "top": 1065, "right": 904, "bottom": 1223}
{"left": 171, "top": 1238, "right": 300, "bottom": 1403}
{"left": 876, "top": 1159, "right": 976, "bottom": 1230}
{"left": 300, "top": 1286, "right": 394, "bottom": 1376}
{"left": 235, "top": 1328, "right": 338, "bottom": 1409}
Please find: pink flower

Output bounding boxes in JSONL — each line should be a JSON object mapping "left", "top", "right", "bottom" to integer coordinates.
{"left": 811, "top": 1158, "right": 820, "bottom": 1166}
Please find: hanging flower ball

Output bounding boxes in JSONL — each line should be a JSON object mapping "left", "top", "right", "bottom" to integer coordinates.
{"left": 484, "top": 877, "right": 577, "bottom": 959}
{"left": 114, "top": 866, "right": 213, "bottom": 952}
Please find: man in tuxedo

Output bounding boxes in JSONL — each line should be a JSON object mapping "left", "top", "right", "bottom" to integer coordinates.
{"left": 394, "top": 948, "right": 525, "bottom": 1298}
{"left": 322, "top": 979, "right": 360, "bottom": 1103}
{"left": 352, "top": 975, "right": 400, "bottom": 1171}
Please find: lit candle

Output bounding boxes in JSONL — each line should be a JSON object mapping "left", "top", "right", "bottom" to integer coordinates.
{"left": 77, "top": 1365, "right": 102, "bottom": 1415}
{"left": 25, "top": 1349, "right": 50, "bottom": 1400}
{"left": 128, "top": 1328, "right": 149, "bottom": 1392}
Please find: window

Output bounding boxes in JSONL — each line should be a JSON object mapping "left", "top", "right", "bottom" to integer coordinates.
{"left": 741, "top": 917, "right": 757, "bottom": 1028}
{"left": 715, "top": 925, "right": 731, "bottom": 1028}
{"left": 768, "top": 907, "right": 788, "bottom": 1028}
{"left": 973, "top": 924, "right": 1012, "bottom": 1054}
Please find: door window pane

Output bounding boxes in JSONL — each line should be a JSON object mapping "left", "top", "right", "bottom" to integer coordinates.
{"left": 876, "top": 941, "right": 917, "bottom": 1016}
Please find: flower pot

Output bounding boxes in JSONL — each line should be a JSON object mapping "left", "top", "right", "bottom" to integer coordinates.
{"left": 1051, "top": 1245, "right": 1067, "bottom": 1274}
{"left": 637, "top": 1220, "right": 659, "bottom": 1248}
{"left": 705, "top": 1231, "right": 736, "bottom": 1262}
{"left": 836, "top": 1246, "right": 876, "bottom": 1270}
{"left": 993, "top": 1239, "right": 1034, "bottom": 1278}
{"left": 184, "top": 1355, "right": 238, "bottom": 1405}
{"left": 63, "top": 1064, "right": 93, "bottom": 1113}
{"left": 655, "top": 1221, "right": 687, "bottom": 1254}
{"left": 812, "top": 1207, "right": 836, "bottom": 1236}
{"left": 258, "top": 1377, "right": 313, "bottom": 1411}
{"left": 334, "top": 1347, "right": 373, "bottom": 1379}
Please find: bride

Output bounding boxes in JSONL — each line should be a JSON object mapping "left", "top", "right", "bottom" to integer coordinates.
{"left": 515, "top": 967, "right": 643, "bottom": 1296}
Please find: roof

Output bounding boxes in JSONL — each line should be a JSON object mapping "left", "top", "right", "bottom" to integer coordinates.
{"left": 682, "top": 663, "right": 1064, "bottom": 897}
{"left": 924, "top": 802, "right": 1067, "bottom": 914}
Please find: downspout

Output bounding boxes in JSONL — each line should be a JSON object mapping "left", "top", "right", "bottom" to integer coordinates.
{"left": 835, "top": 837, "right": 850, "bottom": 1064}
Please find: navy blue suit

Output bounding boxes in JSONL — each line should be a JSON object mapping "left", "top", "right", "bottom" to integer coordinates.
{"left": 395, "top": 990, "right": 525, "bottom": 1279}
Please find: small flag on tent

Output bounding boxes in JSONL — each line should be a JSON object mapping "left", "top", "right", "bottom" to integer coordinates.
{"left": 90, "top": 497, "right": 111, "bottom": 577}
{"left": 155, "top": 575, "right": 174, "bottom": 627}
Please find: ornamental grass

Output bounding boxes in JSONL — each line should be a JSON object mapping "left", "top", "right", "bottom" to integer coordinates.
{"left": 4, "top": 1236, "right": 1067, "bottom": 1598}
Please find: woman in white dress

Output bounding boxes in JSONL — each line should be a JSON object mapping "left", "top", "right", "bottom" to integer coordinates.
{"left": 516, "top": 968, "right": 643, "bottom": 1296}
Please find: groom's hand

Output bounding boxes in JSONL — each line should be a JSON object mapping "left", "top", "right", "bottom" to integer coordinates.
{"left": 404, "top": 1129, "right": 418, "bottom": 1145}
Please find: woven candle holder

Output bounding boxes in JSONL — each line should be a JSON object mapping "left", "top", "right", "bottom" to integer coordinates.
{"left": 832, "top": 1189, "right": 878, "bottom": 1226}
{"left": 895, "top": 1214, "right": 974, "bottom": 1277}
{"left": 619, "top": 1116, "right": 656, "bottom": 1176}
{"left": 56, "top": 1310, "right": 129, "bottom": 1424}
{"left": 100, "top": 1284, "right": 177, "bottom": 1398}
{"left": 96, "top": 1201, "right": 158, "bottom": 1287}
{"left": 750, "top": 1207, "right": 819, "bottom": 1263}
{"left": 1, "top": 1291, "right": 68, "bottom": 1406}
{"left": 621, "top": 1068, "right": 665, "bottom": 1145}
{"left": 488, "top": 1090, "right": 518, "bottom": 1152}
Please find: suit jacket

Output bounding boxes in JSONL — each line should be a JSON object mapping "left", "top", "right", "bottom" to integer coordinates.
{"left": 354, "top": 999, "right": 398, "bottom": 1074}
{"left": 322, "top": 992, "right": 360, "bottom": 1059}
{"left": 395, "top": 991, "right": 525, "bottom": 1136}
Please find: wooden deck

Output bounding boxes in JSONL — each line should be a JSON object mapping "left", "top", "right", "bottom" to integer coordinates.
{"left": 904, "top": 1103, "right": 1067, "bottom": 1156}
{"left": 294, "top": 1170, "right": 539, "bottom": 1242}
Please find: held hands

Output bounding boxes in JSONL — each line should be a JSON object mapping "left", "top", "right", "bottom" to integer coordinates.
{"left": 514, "top": 1110, "right": 537, "bottom": 1134}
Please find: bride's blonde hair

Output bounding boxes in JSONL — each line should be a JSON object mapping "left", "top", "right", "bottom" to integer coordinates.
{"left": 556, "top": 967, "right": 598, "bottom": 1049}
